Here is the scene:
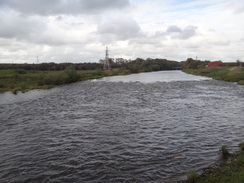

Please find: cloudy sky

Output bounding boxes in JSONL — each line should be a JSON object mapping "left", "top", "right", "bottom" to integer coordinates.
{"left": 0, "top": 0, "right": 243, "bottom": 63}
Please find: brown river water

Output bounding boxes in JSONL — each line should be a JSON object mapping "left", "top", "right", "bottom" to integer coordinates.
{"left": 0, "top": 71, "right": 243, "bottom": 183}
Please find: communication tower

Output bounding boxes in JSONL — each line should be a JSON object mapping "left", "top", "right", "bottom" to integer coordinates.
{"left": 103, "top": 47, "right": 111, "bottom": 70}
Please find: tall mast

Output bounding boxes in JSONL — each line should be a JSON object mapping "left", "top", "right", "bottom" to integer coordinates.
{"left": 103, "top": 47, "right": 111, "bottom": 70}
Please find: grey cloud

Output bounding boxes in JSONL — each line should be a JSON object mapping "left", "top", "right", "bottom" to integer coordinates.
{"left": 157, "top": 25, "right": 197, "bottom": 40}
{"left": 97, "top": 17, "right": 142, "bottom": 41}
{"left": 129, "top": 34, "right": 163, "bottom": 47}
{"left": 178, "top": 26, "right": 197, "bottom": 39}
{"left": 56, "top": 16, "right": 64, "bottom": 21}
{"left": 0, "top": 11, "right": 68, "bottom": 47}
{"left": 0, "top": 13, "right": 45, "bottom": 40}
{"left": 0, "top": 0, "right": 130, "bottom": 15}
{"left": 166, "top": 25, "right": 182, "bottom": 33}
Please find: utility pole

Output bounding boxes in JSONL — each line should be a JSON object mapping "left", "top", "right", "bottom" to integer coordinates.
{"left": 36, "top": 56, "right": 39, "bottom": 64}
{"left": 103, "top": 47, "right": 111, "bottom": 70}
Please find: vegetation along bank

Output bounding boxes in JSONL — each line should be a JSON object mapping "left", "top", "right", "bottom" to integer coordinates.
{"left": 0, "top": 58, "right": 181, "bottom": 93}
{"left": 181, "top": 143, "right": 244, "bottom": 183}
{"left": 182, "top": 58, "right": 244, "bottom": 85}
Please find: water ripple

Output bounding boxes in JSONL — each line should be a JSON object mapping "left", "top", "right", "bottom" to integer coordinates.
{"left": 0, "top": 74, "right": 243, "bottom": 182}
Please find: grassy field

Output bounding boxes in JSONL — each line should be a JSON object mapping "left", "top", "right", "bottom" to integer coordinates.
{"left": 0, "top": 68, "right": 131, "bottom": 94}
{"left": 183, "top": 66, "right": 244, "bottom": 85}
{"left": 0, "top": 70, "right": 48, "bottom": 93}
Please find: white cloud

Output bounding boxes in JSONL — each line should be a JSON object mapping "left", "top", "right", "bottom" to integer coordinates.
{"left": 0, "top": 10, "right": 45, "bottom": 40}
{"left": 0, "top": 0, "right": 244, "bottom": 63}
{"left": 0, "top": 0, "right": 130, "bottom": 15}
{"left": 97, "top": 16, "right": 143, "bottom": 43}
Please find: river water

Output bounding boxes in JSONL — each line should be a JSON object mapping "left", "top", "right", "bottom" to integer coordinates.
{"left": 0, "top": 71, "right": 243, "bottom": 183}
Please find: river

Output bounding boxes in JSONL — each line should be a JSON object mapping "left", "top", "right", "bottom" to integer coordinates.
{"left": 0, "top": 71, "right": 243, "bottom": 183}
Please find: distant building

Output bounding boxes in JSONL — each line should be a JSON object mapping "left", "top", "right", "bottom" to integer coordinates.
{"left": 208, "top": 61, "right": 223, "bottom": 67}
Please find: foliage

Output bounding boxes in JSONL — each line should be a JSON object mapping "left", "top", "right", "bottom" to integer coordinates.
{"left": 63, "top": 66, "right": 81, "bottom": 83}
{"left": 14, "top": 69, "right": 27, "bottom": 74}
{"left": 195, "top": 154, "right": 244, "bottom": 183}
{"left": 0, "top": 58, "right": 181, "bottom": 73}
{"left": 187, "top": 171, "right": 199, "bottom": 183}
{"left": 182, "top": 145, "right": 244, "bottom": 183}
{"left": 183, "top": 66, "right": 244, "bottom": 85}
{"left": 0, "top": 69, "right": 81, "bottom": 93}
{"left": 0, "top": 58, "right": 181, "bottom": 93}
{"left": 0, "top": 62, "right": 103, "bottom": 71}
{"left": 239, "top": 142, "right": 244, "bottom": 151}
{"left": 220, "top": 145, "right": 230, "bottom": 159}
{"left": 182, "top": 58, "right": 207, "bottom": 69}
{"left": 125, "top": 58, "right": 181, "bottom": 73}
{"left": 38, "top": 66, "right": 81, "bottom": 86}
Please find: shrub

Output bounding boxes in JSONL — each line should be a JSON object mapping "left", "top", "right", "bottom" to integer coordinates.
{"left": 238, "top": 80, "right": 244, "bottom": 85}
{"left": 14, "top": 69, "right": 26, "bottom": 74}
{"left": 38, "top": 68, "right": 81, "bottom": 86}
{"left": 64, "top": 66, "right": 81, "bottom": 83}
{"left": 220, "top": 145, "right": 230, "bottom": 158}
{"left": 236, "top": 153, "right": 244, "bottom": 165}
{"left": 187, "top": 171, "right": 199, "bottom": 183}
{"left": 239, "top": 142, "right": 244, "bottom": 151}
{"left": 95, "top": 68, "right": 104, "bottom": 76}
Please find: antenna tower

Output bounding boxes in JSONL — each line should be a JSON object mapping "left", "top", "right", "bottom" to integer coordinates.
{"left": 103, "top": 47, "right": 111, "bottom": 70}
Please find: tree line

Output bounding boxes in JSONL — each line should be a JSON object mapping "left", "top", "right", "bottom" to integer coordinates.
{"left": 0, "top": 62, "right": 103, "bottom": 71}
{"left": 0, "top": 58, "right": 182, "bottom": 72}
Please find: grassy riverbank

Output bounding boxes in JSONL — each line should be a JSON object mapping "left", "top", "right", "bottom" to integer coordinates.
{"left": 0, "top": 68, "right": 129, "bottom": 94}
{"left": 183, "top": 143, "right": 244, "bottom": 183}
{"left": 183, "top": 66, "right": 244, "bottom": 85}
{"left": 0, "top": 58, "right": 181, "bottom": 93}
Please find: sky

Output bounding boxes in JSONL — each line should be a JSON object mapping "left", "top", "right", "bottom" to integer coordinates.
{"left": 0, "top": 0, "right": 244, "bottom": 63}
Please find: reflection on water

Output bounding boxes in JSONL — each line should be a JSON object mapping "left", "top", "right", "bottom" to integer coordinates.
{"left": 0, "top": 71, "right": 243, "bottom": 183}
{"left": 96, "top": 70, "right": 210, "bottom": 83}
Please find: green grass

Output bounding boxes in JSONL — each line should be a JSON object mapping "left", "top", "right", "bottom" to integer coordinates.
{"left": 0, "top": 68, "right": 131, "bottom": 93}
{"left": 187, "top": 171, "right": 199, "bottom": 183}
{"left": 0, "top": 72, "right": 50, "bottom": 93}
{"left": 0, "top": 68, "right": 81, "bottom": 93}
{"left": 0, "top": 70, "right": 15, "bottom": 76}
{"left": 196, "top": 153, "right": 244, "bottom": 183}
{"left": 181, "top": 144, "right": 244, "bottom": 183}
{"left": 183, "top": 66, "right": 244, "bottom": 85}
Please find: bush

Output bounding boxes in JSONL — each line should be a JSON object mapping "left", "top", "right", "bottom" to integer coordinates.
{"left": 220, "top": 145, "right": 230, "bottom": 158}
{"left": 238, "top": 80, "right": 244, "bottom": 85}
{"left": 236, "top": 153, "right": 244, "bottom": 165}
{"left": 187, "top": 171, "right": 199, "bottom": 183}
{"left": 38, "top": 67, "right": 81, "bottom": 86}
{"left": 239, "top": 142, "right": 244, "bottom": 151}
{"left": 63, "top": 66, "right": 81, "bottom": 83}
{"left": 14, "top": 69, "right": 26, "bottom": 74}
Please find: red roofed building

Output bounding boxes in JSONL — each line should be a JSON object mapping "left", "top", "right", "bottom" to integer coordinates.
{"left": 208, "top": 61, "right": 223, "bottom": 67}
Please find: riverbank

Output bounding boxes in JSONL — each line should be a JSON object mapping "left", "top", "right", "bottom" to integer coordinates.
{"left": 182, "top": 143, "right": 244, "bottom": 183}
{"left": 0, "top": 68, "right": 129, "bottom": 94}
{"left": 183, "top": 66, "right": 244, "bottom": 85}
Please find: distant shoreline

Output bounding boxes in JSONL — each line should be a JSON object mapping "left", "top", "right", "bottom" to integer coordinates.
{"left": 183, "top": 66, "right": 244, "bottom": 85}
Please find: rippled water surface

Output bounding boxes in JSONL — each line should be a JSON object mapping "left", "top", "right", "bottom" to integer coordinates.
{"left": 0, "top": 71, "right": 243, "bottom": 183}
